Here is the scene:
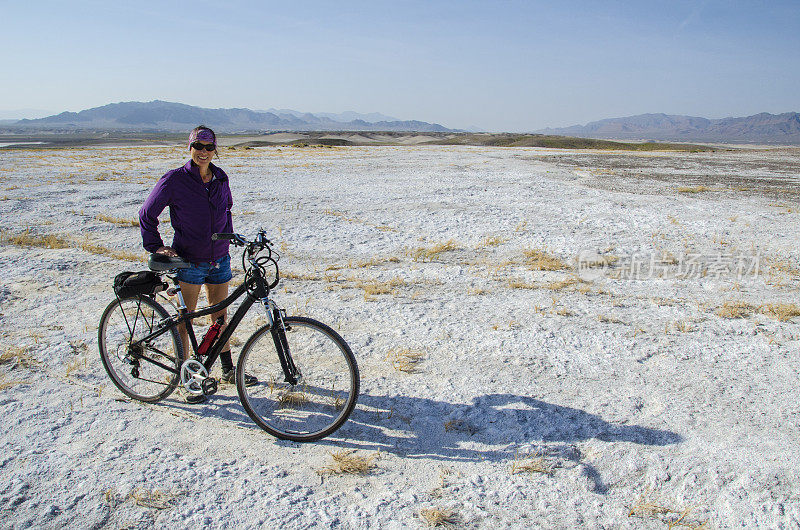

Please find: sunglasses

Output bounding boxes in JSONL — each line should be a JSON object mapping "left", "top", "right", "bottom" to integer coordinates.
{"left": 191, "top": 142, "right": 216, "bottom": 152}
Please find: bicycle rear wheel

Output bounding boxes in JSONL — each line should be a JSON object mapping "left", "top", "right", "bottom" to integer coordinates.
{"left": 237, "top": 317, "right": 359, "bottom": 442}
{"left": 98, "top": 296, "right": 183, "bottom": 403}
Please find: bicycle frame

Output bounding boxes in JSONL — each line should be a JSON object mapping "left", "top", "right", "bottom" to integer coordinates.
{"left": 122, "top": 260, "right": 298, "bottom": 386}
{"left": 173, "top": 278, "right": 258, "bottom": 373}
{"left": 118, "top": 280, "right": 250, "bottom": 374}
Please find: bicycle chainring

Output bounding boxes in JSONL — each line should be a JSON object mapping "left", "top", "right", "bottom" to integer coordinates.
{"left": 180, "top": 359, "right": 209, "bottom": 395}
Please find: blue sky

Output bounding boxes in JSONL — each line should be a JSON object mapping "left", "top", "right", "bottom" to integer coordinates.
{"left": 1, "top": 0, "right": 798, "bottom": 131}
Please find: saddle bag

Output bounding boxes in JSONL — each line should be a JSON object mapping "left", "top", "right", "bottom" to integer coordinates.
{"left": 113, "top": 271, "right": 167, "bottom": 299}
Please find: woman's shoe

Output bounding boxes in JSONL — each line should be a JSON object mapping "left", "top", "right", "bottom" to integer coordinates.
{"left": 221, "top": 368, "right": 258, "bottom": 386}
{"left": 185, "top": 393, "right": 207, "bottom": 404}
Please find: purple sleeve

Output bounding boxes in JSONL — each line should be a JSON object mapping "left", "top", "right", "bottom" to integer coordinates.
{"left": 139, "top": 175, "right": 171, "bottom": 253}
{"left": 226, "top": 179, "right": 234, "bottom": 233}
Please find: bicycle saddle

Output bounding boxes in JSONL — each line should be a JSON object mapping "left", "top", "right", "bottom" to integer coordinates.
{"left": 148, "top": 254, "right": 192, "bottom": 271}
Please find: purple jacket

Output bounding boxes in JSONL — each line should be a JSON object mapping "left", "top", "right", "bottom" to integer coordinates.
{"left": 139, "top": 160, "right": 233, "bottom": 263}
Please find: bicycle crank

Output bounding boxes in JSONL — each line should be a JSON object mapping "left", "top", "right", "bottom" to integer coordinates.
{"left": 180, "top": 359, "right": 209, "bottom": 395}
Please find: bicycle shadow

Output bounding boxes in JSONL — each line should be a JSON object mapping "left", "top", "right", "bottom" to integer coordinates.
{"left": 165, "top": 390, "right": 682, "bottom": 459}
{"left": 163, "top": 387, "right": 255, "bottom": 425}
{"left": 161, "top": 390, "right": 681, "bottom": 493}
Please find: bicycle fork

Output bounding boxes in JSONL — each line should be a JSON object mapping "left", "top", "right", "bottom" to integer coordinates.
{"left": 262, "top": 299, "right": 300, "bottom": 386}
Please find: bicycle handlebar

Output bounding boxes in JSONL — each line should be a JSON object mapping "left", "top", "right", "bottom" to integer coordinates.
{"left": 212, "top": 231, "right": 273, "bottom": 249}
{"left": 211, "top": 232, "right": 246, "bottom": 245}
{"left": 212, "top": 231, "right": 280, "bottom": 293}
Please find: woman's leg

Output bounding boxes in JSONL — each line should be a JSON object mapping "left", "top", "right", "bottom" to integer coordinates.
{"left": 177, "top": 281, "right": 203, "bottom": 356}
{"left": 205, "top": 281, "right": 229, "bottom": 346}
{"left": 205, "top": 281, "right": 231, "bottom": 372}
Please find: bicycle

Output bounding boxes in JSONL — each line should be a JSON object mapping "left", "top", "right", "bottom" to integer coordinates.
{"left": 98, "top": 230, "right": 359, "bottom": 442}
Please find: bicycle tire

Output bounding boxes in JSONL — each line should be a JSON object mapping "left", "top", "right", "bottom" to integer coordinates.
{"left": 98, "top": 295, "right": 184, "bottom": 403}
{"left": 237, "top": 317, "right": 359, "bottom": 442}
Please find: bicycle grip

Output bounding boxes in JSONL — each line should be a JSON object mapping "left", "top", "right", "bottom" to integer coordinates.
{"left": 212, "top": 233, "right": 236, "bottom": 241}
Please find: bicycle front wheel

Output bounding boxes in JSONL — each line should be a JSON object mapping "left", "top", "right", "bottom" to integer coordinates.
{"left": 98, "top": 296, "right": 183, "bottom": 403}
{"left": 237, "top": 317, "right": 359, "bottom": 442}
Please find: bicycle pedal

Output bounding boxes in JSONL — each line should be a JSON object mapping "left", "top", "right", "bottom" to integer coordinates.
{"left": 201, "top": 377, "right": 218, "bottom": 396}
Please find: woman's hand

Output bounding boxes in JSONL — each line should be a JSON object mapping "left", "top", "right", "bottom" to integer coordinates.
{"left": 156, "top": 246, "right": 178, "bottom": 257}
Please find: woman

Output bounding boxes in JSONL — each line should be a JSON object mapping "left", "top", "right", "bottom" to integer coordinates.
{"left": 139, "top": 125, "right": 255, "bottom": 403}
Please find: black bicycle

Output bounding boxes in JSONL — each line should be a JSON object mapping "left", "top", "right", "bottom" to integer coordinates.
{"left": 98, "top": 231, "right": 359, "bottom": 442}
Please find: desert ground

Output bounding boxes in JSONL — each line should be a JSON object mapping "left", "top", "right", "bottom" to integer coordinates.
{"left": 0, "top": 143, "right": 799, "bottom": 528}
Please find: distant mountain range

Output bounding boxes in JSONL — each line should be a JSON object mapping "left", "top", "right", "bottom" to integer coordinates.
{"left": 6, "top": 102, "right": 800, "bottom": 143}
{"left": 10, "top": 100, "right": 452, "bottom": 133}
{"left": 261, "top": 108, "right": 401, "bottom": 123}
{"left": 536, "top": 112, "right": 800, "bottom": 144}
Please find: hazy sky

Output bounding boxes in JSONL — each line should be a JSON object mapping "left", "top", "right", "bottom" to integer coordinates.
{"left": 2, "top": 0, "right": 798, "bottom": 131}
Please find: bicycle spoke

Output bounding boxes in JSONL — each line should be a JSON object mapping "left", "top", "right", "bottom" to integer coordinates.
{"left": 99, "top": 297, "right": 183, "bottom": 402}
{"left": 237, "top": 317, "right": 359, "bottom": 442}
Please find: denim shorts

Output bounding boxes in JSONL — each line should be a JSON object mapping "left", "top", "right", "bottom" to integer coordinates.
{"left": 176, "top": 254, "right": 233, "bottom": 285}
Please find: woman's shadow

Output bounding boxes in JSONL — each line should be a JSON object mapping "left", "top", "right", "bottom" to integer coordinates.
{"left": 333, "top": 392, "right": 681, "bottom": 494}
{"left": 333, "top": 392, "right": 681, "bottom": 458}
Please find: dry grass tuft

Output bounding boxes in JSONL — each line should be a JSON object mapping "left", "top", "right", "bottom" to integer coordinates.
{"left": 357, "top": 277, "right": 405, "bottom": 300}
{"left": 628, "top": 500, "right": 675, "bottom": 517}
{"left": 0, "top": 377, "right": 30, "bottom": 391}
{"left": 282, "top": 270, "right": 322, "bottom": 281}
{"left": 523, "top": 248, "right": 570, "bottom": 271}
{"left": 760, "top": 303, "right": 800, "bottom": 321}
{"left": 597, "top": 314, "right": 624, "bottom": 324}
{"left": 715, "top": 301, "right": 757, "bottom": 319}
{"left": 419, "top": 507, "right": 459, "bottom": 527}
{"left": 443, "top": 419, "right": 479, "bottom": 435}
{"left": 507, "top": 278, "right": 538, "bottom": 290}
{"left": 546, "top": 276, "right": 580, "bottom": 290}
{"left": 1, "top": 229, "right": 70, "bottom": 249}
{"left": 130, "top": 488, "right": 180, "bottom": 510}
{"left": 409, "top": 240, "right": 459, "bottom": 262}
{"left": 661, "top": 251, "right": 679, "bottom": 265}
{"left": 318, "top": 450, "right": 379, "bottom": 475}
{"left": 677, "top": 185, "right": 711, "bottom": 194}
{"left": 78, "top": 238, "right": 144, "bottom": 262}
{"left": 357, "top": 256, "right": 401, "bottom": 268}
{"left": 476, "top": 234, "right": 507, "bottom": 249}
{"left": 103, "top": 488, "right": 122, "bottom": 509}
{"left": 65, "top": 357, "right": 86, "bottom": 377}
{"left": 96, "top": 214, "right": 140, "bottom": 227}
{"left": 491, "top": 320, "right": 521, "bottom": 331}
{"left": 628, "top": 493, "right": 708, "bottom": 529}
{"left": 763, "top": 256, "right": 800, "bottom": 279}
{"left": 0, "top": 229, "right": 144, "bottom": 262}
{"left": 510, "top": 451, "right": 555, "bottom": 475}
{"left": 277, "top": 391, "right": 308, "bottom": 408}
{"left": 386, "top": 348, "right": 425, "bottom": 373}
{"left": 0, "top": 345, "right": 39, "bottom": 370}
{"left": 325, "top": 256, "right": 401, "bottom": 271}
